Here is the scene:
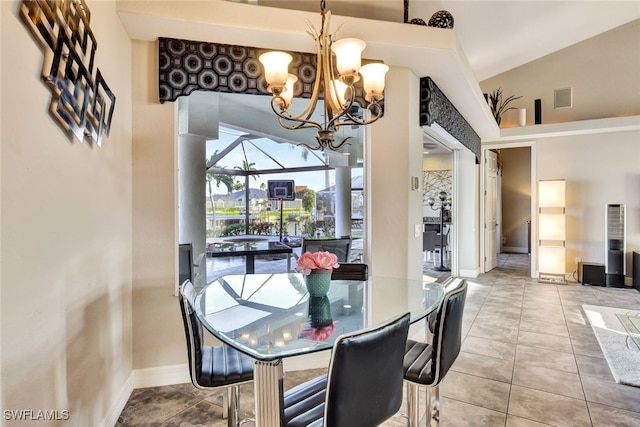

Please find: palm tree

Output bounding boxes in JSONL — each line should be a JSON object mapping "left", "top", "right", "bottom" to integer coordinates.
{"left": 234, "top": 144, "right": 261, "bottom": 234}
{"left": 206, "top": 152, "right": 234, "bottom": 233}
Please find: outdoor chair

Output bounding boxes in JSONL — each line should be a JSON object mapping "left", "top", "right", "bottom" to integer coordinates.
{"left": 302, "top": 236, "right": 352, "bottom": 263}
{"left": 331, "top": 263, "right": 368, "bottom": 281}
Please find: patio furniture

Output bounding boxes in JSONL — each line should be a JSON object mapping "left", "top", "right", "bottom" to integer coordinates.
{"left": 302, "top": 236, "right": 352, "bottom": 263}
{"left": 331, "top": 263, "right": 368, "bottom": 281}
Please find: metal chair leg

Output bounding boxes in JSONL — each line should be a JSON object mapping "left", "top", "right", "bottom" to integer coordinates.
{"left": 222, "top": 390, "right": 228, "bottom": 419}
{"left": 227, "top": 386, "right": 240, "bottom": 427}
{"left": 406, "top": 383, "right": 420, "bottom": 427}
{"left": 428, "top": 385, "right": 440, "bottom": 427}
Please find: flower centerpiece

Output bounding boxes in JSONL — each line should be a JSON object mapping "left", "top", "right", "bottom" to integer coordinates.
{"left": 295, "top": 251, "right": 340, "bottom": 297}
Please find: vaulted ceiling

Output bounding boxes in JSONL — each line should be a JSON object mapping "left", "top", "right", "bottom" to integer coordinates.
{"left": 256, "top": 1, "right": 640, "bottom": 81}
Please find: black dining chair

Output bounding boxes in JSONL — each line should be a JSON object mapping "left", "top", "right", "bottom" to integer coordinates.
{"left": 403, "top": 278, "right": 467, "bottom": 427}
{"left": 302, "top": 236, "right": 352, "bottom": 263}
{"left": 282, "top": 312, "right": 410, "bottom": 427}
{"left": 330, "top": 263, "right": 368, "bottom": 281}
{"left": 179, "top": 280, "right": 254, "bottom": 427}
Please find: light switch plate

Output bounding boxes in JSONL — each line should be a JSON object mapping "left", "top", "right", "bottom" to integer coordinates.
{"left": 415, "top": 224, "right": 421, "bottom": 237}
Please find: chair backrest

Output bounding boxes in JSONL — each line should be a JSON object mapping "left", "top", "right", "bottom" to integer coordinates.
{"left": 423, "top": 231, "right": 438, "bottom": 251}
{"left": 179, "top": 243, "right": 194, "bottom": 286}
{"left": 430, "top": 278, "right": 467, "bottom": 386}
{"left": 331, "top": 263, "right": 368, "bottom": 281}
{"left": 324, "top": 312, "right": 410, "bottom": 427}
{"left": 178, "top": 280, "right": 205, "bottom": 387}
{"left": 302, "top": 237, "right": 352, "bottom": 263}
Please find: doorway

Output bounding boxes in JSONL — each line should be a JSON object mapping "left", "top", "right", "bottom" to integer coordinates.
{"left": 481, "top": 142, "right": 537, "bottom": 276}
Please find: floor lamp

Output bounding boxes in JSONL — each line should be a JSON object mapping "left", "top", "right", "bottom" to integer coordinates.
{"left": 538, "top": 179, "right": 566, "bottom": 284}
{"left": 427, "top": 191, "right": 451, "bottom": 272}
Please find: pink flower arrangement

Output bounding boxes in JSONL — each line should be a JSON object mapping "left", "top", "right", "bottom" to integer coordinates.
{"left": 298, "top": 321, "right": 337, "bottom": 341}
{"left": 295, "top": 251, "right": 340, "bottom": 275}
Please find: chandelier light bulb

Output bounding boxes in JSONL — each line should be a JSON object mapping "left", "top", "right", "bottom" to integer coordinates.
{"left": 332, "top": 79, "right": 349, "bottom": 106}
{"left": 360, "top": 63, "right": 389, "bottom": 102}
{"left": 259, "top": 51, "right": 293, "bottom": 94}
{"left": 331, "top": 38, "right": 366, "bottom": 81}
{"left": 276, "top": 74, "right": 298, "bottom": 109}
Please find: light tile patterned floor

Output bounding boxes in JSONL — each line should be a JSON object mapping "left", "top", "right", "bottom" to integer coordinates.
{"left": 118, "top": 254, "right": 640, "bottom": 426}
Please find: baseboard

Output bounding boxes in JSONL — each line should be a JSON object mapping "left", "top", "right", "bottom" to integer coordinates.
{"left": 459, "top": 267, "right": 479, "bottom": 278}
{"left": 502, "top": 246, "right": 528, "bottom": 254}
{"left": 99, "top": 373, "right": 133, "bottom": 427}
{"left": 133, "top": 363, "right": 192, "bottom": 389}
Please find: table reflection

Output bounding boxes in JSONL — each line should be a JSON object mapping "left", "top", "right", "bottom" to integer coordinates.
{"left": 195, "top": 273, "right": 444, "bottom": 361}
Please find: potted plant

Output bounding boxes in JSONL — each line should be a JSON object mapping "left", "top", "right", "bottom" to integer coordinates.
{"left": 488, "top": 88, "right": 522, "bottom": 125}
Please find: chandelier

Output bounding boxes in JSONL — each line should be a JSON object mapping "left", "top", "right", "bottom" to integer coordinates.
{"left": 259, "top": 0, "right": 389, "bottom": 151}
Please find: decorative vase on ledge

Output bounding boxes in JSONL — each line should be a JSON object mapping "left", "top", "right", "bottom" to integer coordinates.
{"left": 304, "top": 268, "right": 332, "bottom": 297}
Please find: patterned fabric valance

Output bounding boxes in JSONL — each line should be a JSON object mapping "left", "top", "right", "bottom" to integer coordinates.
{"left": 158, "top": 37, "right": 369, "bottom": 107}
{"left": 419, "top": 77, "right": 481, "bottom": 163}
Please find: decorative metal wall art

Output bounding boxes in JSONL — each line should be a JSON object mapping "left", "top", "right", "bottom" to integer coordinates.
{"left": 423, "top": 169, "right": 452, "bottom": 209}
{"left": 419, "top": 77, "right": 481, "bottom": 163}
{"left": 20, "top": 0, "right": 116, "bottom": 147}
{"left": 158, "top": 37, "right": 368, "bottom": 108}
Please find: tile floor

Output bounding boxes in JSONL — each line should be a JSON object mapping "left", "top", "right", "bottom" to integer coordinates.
{"left": 118, "top": 253, "right": 640, "bottom": 426}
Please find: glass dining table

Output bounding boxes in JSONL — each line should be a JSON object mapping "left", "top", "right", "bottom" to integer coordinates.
{"left": 195, "top": 273, "right": 448, "bottom": 427}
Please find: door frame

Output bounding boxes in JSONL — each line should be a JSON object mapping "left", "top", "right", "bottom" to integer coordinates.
{"left": 480, "top": 140, "right": 537, "bottom": 278}
{"left": 423, "top": 124, "right": 459, "bottom": 277}
{"left": 484, "top": 149, "right": 499, "bottom": 272}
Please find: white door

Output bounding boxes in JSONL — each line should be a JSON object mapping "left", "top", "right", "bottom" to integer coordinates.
{"left": 484, "top": 150, "right": 498, "bottom": 271}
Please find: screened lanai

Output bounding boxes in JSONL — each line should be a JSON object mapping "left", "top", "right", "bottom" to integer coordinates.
{"left": 205, "top": 122, "right": 364, "bottom": 235}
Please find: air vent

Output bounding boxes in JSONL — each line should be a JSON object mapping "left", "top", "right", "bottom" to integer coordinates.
{"left": 554, "top": 88, "right": 573, "bottom": 109}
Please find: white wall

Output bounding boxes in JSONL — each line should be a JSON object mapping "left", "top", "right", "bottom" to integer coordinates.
{"left": 131, "top": 39, "right": 184, "bottom": 370}
{"left": 486, "top": 128, "right": 639, "bottom": 278}
{"left": 456, "top": 149, "right": 480, "bottom": 278}
{"left": 537, "top": 130, "right": 640, "bottom": 276}
{"left": 1, "top": 1, "right": 133, "bottom": 425}
{"left": 366, "top": 66, "right": 423, "bottom": 281}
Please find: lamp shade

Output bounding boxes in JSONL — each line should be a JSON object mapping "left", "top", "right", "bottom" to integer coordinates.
{"left": 539, "top": 180, "right": 566, "bottom": 208}
{"left": 359, "top": 63, "right": 388, "bottom": 102}
{"left": 331, "top": 79, "right": 349, "bottom": 106}
{"left": 331, "top": 38, "right": 366, "bottom": 79}
{"left": 259, "top": 51, "right": 293, "bottom": 90}
{"left": 539, "top": 214, "right": 566, "bottom": 241}
{"left": 539, "top": 246, "right": 565, "bottom": 274}
{"left": 277, "top": 74, "right": 298, "bottom": 108}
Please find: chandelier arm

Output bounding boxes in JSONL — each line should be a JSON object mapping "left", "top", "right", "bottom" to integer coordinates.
{"left": 268, "top": 97, "right": 322, "bottom": 131}
{"left": 327, "top": 135, "right": 352, "bottom": 150}
{"left": 338, "top": 102, "right": 384, "bottom": 126}
{"left": 277, "top": 20, "right": 326, "bottom": 126}
{"left": 296, "top": 134, "right": 351, "bottom": 152}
